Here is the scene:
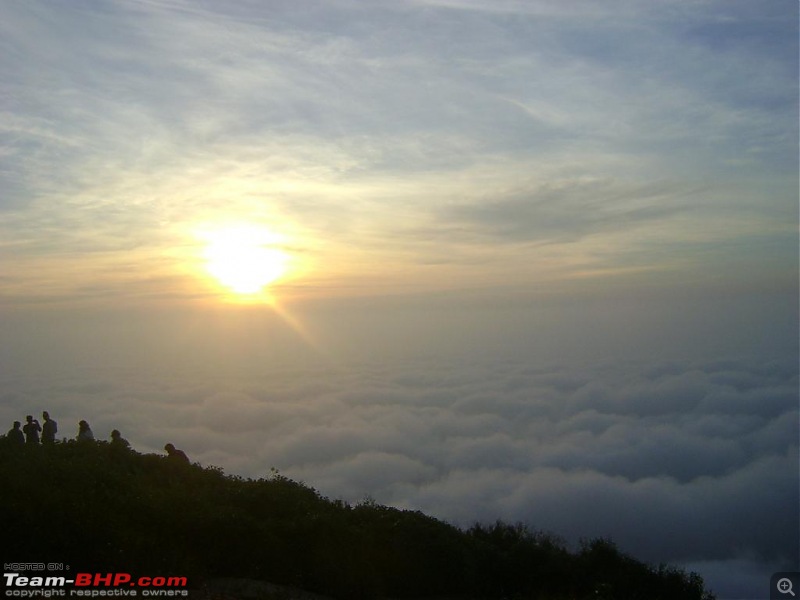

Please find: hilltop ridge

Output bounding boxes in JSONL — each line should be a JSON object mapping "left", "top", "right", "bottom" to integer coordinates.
{"left": 0, "top": 439, "right": 715, "bottom": 599}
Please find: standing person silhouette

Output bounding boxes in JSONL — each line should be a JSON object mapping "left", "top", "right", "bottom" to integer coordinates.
{"left": 77, "top": 420, "right": 95, "bottom": 442}
{"left": 7, "top": 421, "right": 24, "bottom": 446}
{"left": 42, "top": 411, "right": 58, "bottom": 444}
{"left": 23, "top": 415, "right": 41, "bottom": 445}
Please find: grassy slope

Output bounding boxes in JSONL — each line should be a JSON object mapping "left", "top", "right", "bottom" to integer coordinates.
{"left": 0, "top": 440, "right": 714, "bottom": 599}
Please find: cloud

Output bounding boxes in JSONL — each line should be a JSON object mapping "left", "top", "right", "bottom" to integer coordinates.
{"left": 0, "top": 0, "right": 796, "bottom": 307}
{"left": 3, "top": 351, "right": 795, "bottom": 579}
{"left": 1, "top": 4, "right": 797, "bottom": 598}
{"left": 438, "top": 179, "right": 692, "bottom": 244}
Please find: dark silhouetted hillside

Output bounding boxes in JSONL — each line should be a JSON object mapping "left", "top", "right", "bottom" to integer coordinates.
{"left": 0, "top": 439, "right": 715, "bottom": 599}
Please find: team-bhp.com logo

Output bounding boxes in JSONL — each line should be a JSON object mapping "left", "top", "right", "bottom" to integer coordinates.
{"left": 3, "top": 567, "right": 188, "bottom": 598}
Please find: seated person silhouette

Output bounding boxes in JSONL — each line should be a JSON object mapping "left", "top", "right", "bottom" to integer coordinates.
{"left": 23, "top": 415, "right": 41, "bottom": 445}
{"left": 164, "top": 443, "right": 189, "bottom": 463}
{"left": 7, "top": 421, "right": 25, "bottom": 446}
{"left": 110, "top": 429, "right": 130, "bottom": 449}
{"left": 77, "top": 420, "right": 95, "bottom": 442}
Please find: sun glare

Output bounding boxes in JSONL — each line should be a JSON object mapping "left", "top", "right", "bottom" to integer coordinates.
{"left": 200, "top": 225, "right": 290, "bottom": 296}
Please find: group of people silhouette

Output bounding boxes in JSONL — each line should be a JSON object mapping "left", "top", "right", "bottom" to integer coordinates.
{"left": 5, "top": 410, "right": 189, "bottom": 462}
{"left": 6, "top": 411, "right": 62, "bottom": 445}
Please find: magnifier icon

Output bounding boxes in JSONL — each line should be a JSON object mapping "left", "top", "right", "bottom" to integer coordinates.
{"left": 778, "top": 578, "right": 796, "bottom": 597}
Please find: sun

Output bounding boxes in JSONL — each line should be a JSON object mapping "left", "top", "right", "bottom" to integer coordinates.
{"left": 200, "top": 225, "right": 290, "bottom": 295}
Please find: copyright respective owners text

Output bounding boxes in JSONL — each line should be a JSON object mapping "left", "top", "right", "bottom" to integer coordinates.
{"left": 3, "top": 564, "right": 189, "bottom": 598}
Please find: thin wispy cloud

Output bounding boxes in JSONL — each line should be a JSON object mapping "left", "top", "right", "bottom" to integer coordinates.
{"left": 2, "top": 1, "right": 794, "bottom": 296}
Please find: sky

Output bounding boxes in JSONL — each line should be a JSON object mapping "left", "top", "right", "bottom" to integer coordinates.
{"left": 0, "top": 1, "right": 798, "bottom": 598}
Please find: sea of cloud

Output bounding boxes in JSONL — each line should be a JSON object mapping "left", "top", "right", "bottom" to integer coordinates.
{"left": 2, "top": 348, "right": 796, "bottom": 599}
